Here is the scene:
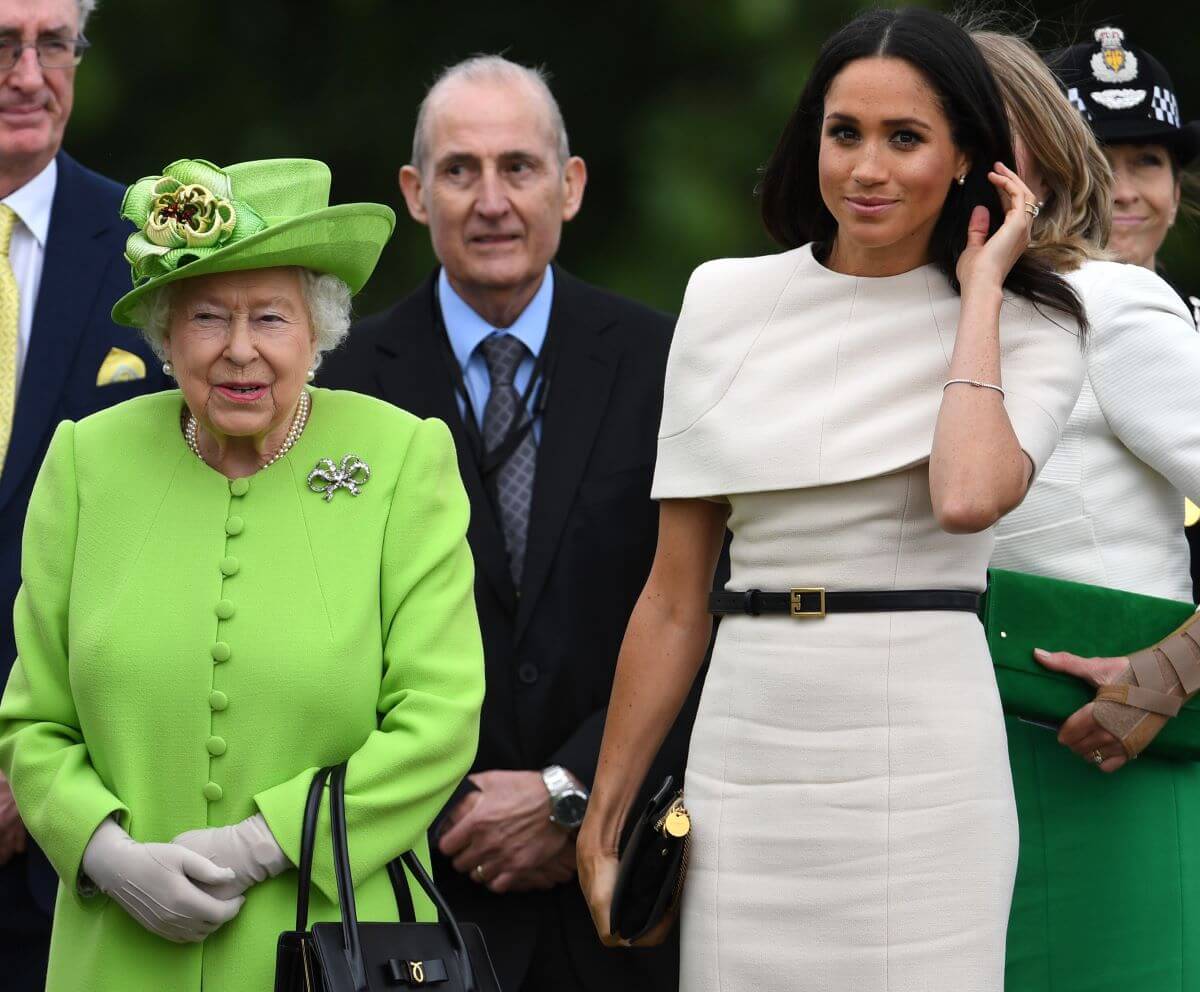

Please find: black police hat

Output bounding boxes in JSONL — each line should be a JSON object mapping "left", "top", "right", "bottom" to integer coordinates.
{"left": 1048, "top": 26, "right": 1199, "bottom": 166}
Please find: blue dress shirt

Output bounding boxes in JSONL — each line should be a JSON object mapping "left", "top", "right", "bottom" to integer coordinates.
{"left": 438, "top": 266, "right": 553, "bottom": 443}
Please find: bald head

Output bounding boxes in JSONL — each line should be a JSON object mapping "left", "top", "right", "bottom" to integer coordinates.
{"left": 412, "top": 56, "right": 570, "bottom": 175}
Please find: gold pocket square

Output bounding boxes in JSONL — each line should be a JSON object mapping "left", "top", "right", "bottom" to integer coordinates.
{"left": 97, "top": 347, "right": 146, "bottom": 386}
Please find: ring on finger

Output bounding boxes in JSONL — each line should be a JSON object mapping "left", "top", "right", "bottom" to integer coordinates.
{"left": 1092, "top": 749, "right": 1104, "bottom": 765}
{"left": 1024, "top": 201, "right": 1040, "bottom": 218}
{"left": 474, "top": 864, "right": 486, "bottom": 882}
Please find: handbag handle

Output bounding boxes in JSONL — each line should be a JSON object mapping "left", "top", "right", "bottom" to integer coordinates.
{"left": 313, "top": 763, "right": 480, "bottom": 992}
{"left": 294, "top": 765, "right": 333, "bottom": 932}
{"left": 329, "top": 764, "right": 370, "bottom": 991}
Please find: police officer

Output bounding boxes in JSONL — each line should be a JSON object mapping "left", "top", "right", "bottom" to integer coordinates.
{"left": 1052, "top": 26, "right": 1200, "bottom": 592}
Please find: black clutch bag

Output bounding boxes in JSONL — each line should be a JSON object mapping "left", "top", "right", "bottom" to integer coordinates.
{"left": 609, "top": 776, "right": 691, "bottom": 943}
{"left": 275, "top": 763, "right": 503, "bottom": 992}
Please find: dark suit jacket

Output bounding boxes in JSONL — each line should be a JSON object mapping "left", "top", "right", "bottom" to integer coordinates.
{"left": 320, "top": 268, "right": 705, "bottom": 992}
{"left": 0, "top": 152, "right": 169, "bottom": 924}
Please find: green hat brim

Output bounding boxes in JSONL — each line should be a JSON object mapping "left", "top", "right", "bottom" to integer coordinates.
{"left": 111, "top": 201, "right": 396, "bottom": 328}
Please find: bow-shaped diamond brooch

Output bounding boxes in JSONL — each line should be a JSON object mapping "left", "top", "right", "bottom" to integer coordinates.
{"left": 307, "top": 455, "right": 371, "bottom": 502}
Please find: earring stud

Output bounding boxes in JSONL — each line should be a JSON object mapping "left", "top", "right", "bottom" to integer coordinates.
{"left": 306, "top": 368, "right": 316, "bottom": 383}
{"left": 956, "top": 174, "right": 967, "bottom": 187}
{"left": 162, "top": 361, "right": 173, "bottom": 377}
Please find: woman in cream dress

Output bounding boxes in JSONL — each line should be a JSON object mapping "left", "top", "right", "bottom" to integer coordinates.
{"left": 578, "top": 10, "right": 1086, "bottom": 992}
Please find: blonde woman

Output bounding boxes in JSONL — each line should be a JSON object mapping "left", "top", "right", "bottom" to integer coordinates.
{"left": 975, "top": 31, "right": 1200, "bottom": 992}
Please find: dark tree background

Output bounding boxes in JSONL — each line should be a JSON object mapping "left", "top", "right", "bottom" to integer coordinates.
{"left": 71, "top": 1, "right": 1196, "bottom": 318}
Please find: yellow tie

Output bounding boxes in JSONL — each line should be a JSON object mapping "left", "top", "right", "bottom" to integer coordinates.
{"left": 0, "top": 204, "right": 18, "bottom": 469}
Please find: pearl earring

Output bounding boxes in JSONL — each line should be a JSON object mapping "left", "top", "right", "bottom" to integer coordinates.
{"left": 306, "top": 368, "right": 316, "bottom": 383}
{"left": 162, "top": 361, "right": 174, "bottom": 377}
{"left": 956, "top": 175, "right": 967, "bottom": 187}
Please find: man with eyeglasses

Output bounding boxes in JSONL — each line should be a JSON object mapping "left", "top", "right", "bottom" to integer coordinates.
{"left": 0, "top": 2, "right": 167, "bottom": 987}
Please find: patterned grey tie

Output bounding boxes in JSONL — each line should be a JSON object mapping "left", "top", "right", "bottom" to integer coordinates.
{"left": 480, "top": 333, "right": 537, "bottom": 584}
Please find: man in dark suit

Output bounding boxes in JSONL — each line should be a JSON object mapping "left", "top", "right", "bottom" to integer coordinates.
{"left": 0, "top": 2, "right": 168, "bottom": 985}
{"left": 320, "top": 55, "right": 702, "bottom": 992}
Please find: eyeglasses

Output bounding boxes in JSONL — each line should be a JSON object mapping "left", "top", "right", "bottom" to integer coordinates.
{"left": 0, "top": 36, "right": 90, "bottom": 71}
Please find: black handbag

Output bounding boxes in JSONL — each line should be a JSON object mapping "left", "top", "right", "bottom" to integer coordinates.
{"left": 608, "top": 776, "right": 691, "bottom": 943}
{"left": 275, "top": 763, "right": 503, "bottom": 991}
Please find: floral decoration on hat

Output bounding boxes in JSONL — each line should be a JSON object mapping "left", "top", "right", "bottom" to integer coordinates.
{"left": 120, "top": 159, "right": 266, "bottom": 285}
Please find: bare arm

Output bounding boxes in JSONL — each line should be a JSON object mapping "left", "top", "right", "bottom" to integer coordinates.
{"left": 929, "top": 162, "right": 1041, "bottom": 534}
{"left": 577, "top": 497, "right": 728, "bottom": 945}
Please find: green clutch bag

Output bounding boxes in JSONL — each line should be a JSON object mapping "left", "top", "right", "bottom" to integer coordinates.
{"left": 983, "top": 568, "right": 1200, "bottom": 761}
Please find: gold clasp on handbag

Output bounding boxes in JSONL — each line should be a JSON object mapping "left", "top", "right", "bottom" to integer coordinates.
{"left": 655, "top": 796, "right": 691, "bottom": 839}
{"left": 790, "top": 587, "right": 826, "bottom": 619}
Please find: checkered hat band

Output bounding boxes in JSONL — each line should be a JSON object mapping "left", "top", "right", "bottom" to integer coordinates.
{"left": 1152, "top": 86, "right": 1182, "bottom": 126}
{"left": 1067, "top": 87, "right": 1091, "bottom": 120}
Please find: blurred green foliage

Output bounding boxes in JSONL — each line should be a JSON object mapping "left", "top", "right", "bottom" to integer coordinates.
{"left": 71, "top": 0, "right": 1199, "bottom": 317}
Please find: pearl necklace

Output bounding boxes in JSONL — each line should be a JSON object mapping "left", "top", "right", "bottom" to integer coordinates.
{"left": 184, "top": 390, "right": 311, "bottom": 469}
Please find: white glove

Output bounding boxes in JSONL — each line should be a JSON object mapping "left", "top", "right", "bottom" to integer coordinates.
{"left": 81, "top": 818, "right": 245, "bottom": 943}
{"left": 172, "top": 814, "right": 291, "bottom": 900}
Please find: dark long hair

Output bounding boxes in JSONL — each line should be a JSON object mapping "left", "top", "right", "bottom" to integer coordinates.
{"left": 759, "top": 7, "right": 1087, "bottom": 333}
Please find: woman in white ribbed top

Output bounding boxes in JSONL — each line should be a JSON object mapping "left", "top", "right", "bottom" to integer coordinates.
{"left": 991, "top": 256, "right": 1200, "bottom": 599}
{"left": 975, "top": 32, "right": 1200, "bottom": 992}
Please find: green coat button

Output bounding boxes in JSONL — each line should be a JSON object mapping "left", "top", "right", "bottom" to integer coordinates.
{"left": 206, "top": 736, "right": 227, "bottom": 756}
{"left": 225, "top": 516, "right": 244, "bottom": 536}
{"left": 209, "top": 690, "right": 228, "bottom": 711}
{"left": 229, "top": 478, "right": 250, "bottom": 497}
{"left": 203, "top": 782, "right": 223, "bottom": 802}
{"left": 220, "top": 557, "right": 240, "bottom": 576}
{"left": 215, "top": 600, "right": 235, "bottom": 620}
{"left": 210, "top": 641, "right": 231, "bottom": 663}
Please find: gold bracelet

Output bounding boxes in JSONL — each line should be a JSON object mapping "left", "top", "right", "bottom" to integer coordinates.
{"left": 943, "top": 378, "right": 1005, "bottom": 399}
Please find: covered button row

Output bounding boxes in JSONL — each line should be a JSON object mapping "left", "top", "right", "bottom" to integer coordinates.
{"left": 207, "top": 478, "right": 245, "bottom": 804}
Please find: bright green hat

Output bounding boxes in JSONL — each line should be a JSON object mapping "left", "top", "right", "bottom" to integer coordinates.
{"left": 111, "top": 158, "right": 396, "bottom": 328}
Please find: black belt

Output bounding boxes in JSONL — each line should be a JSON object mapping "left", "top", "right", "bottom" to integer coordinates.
{"left": 709, "top": 588, "right": 982, "bottom": 619}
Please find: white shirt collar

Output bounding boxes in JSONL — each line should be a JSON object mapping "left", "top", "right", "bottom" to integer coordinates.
{"left": 2, "top": 158, "right": 57, "bottom": 248}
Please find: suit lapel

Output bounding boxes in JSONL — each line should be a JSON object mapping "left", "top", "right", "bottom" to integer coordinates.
{"left": 0, "top": 153, "right": 108, "bottom": 512}
{"left": 516, "top": 270, "right": 618, "bottom": 640}
{"left": 370, "top": 277, "right": 516, "bottom": 613}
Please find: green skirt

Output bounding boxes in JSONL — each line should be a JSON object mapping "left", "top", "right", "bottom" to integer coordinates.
{"left": 1005, "top": 715, "right": 1200, "bottom": 990}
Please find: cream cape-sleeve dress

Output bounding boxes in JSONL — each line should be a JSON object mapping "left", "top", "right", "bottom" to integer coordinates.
{"left": 653, "top": 244, "right": 1083, "bottom": 992}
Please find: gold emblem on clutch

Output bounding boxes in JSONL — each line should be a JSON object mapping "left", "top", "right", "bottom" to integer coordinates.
{"left": 658, "top": 798, "right": 691, "bottom": 839}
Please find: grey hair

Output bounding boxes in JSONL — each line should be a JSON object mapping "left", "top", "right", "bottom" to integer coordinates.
{"left": 411, "top": 55, "right": 570, "bottom": 173}
{"left": 78, "top": 1, "right": 98, "bottom": 30}
{"left": 138, "top": 269, "right": 352, "bottom": 369}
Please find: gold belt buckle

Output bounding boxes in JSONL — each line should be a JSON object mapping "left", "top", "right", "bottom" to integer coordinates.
{"left": 789, "top": 587, "right": 826, "bottom": 618}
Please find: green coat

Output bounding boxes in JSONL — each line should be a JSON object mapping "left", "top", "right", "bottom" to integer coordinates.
{"left": 0, "top": 387, "right": 484, "bottom": 992}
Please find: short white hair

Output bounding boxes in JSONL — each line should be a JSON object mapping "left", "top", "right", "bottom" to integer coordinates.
{"left": 138, "top": 268, "right": 352, "bottom": 369}
{"left": 78, "top": 1, "right": 98, "bottom": 31}
{"left": 412, "top": 55, "right": 570, "bottom": 173}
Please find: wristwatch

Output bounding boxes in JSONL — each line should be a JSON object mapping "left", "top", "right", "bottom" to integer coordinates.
{"left": 541, "top": 765, "right": 589, "bottom": 830}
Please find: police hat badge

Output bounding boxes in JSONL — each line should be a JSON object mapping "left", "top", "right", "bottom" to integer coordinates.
{"left": 1049, "top": 25, "right": 1200, "bottom": 165}
{"left": 1091, "top": 27, "right": 1139, "bottom": 84}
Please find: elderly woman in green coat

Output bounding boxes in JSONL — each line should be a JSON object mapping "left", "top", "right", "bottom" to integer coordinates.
{"left": 0, "top": 158, "right": 485, "bottom": 991}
